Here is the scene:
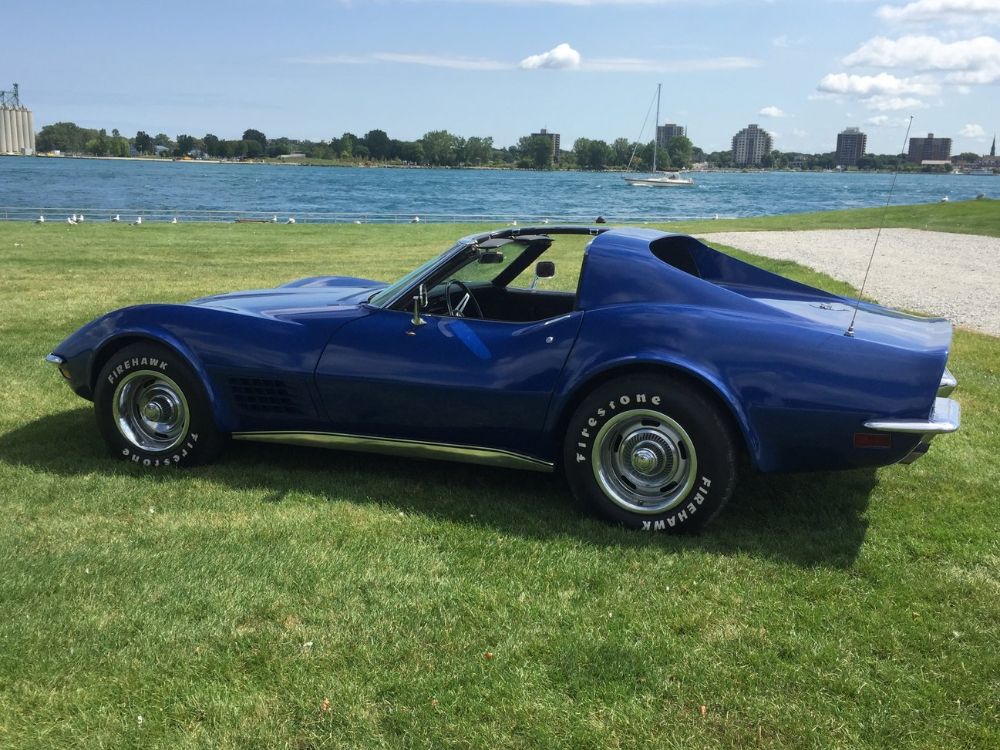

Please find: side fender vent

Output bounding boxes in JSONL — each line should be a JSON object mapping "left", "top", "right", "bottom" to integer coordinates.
{"left": 229, "top": 377, "right": 303, "bottom": 415}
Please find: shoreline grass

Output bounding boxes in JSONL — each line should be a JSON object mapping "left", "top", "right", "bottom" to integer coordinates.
{"left": 1, "top": 205, "right": 997, "bottom": 748}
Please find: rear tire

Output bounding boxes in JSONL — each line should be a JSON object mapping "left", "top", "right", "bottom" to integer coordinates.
{"left": 563, "top": 374, "right": 737, "bottom": 532}
{"left": 93, "top": 343, "right": 224, "bottom": 467}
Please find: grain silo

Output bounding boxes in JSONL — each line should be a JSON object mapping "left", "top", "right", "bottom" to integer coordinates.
{"left": 0, "top": 83, "right": 35, "bottom": 155}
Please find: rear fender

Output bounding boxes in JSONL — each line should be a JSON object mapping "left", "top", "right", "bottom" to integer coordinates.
{"left": 547, "top": 353, "right": 761, "bottom": 469}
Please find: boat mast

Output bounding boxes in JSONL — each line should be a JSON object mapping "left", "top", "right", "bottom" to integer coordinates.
{"left": 653, "top": 83, "right": 660, "bottom": 174}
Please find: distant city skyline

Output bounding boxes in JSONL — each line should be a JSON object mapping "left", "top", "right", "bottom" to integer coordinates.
{"left": 7, "top": 0, "right": 999, "bottom": 155}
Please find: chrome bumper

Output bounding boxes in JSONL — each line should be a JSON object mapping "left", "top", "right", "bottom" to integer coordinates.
{"left": 865, "top": 396, "right": 961, "bottom": 465}
{"left": 938, "top": 367, "right": 957, "bottom": 397}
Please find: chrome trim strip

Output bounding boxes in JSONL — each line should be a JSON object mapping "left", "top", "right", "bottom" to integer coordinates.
{"left": 864, "top": 397, "right": 961, "bottom": 435}
{"left": 231, "top": 430, "right": 554, "bottom": 473}
{"left": 938, "top": 368, "right": 957, "bottom": 397}
{"left": 45, "top": 353, "right": 65, "bottom": 365}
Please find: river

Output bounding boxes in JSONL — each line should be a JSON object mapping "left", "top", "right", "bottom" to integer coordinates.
{"left": 0, "top": 155, "right": 995, "bottom": 223}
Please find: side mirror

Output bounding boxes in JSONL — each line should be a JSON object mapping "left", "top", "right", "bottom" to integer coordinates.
{"left": 535, "top": 261, "right": 556, "bottom": 279}
{"left": 531, "top": 261, "right": 556, "bottom": 289}
{"left": 411, "top": 283, "right": 427, "bottom": 326}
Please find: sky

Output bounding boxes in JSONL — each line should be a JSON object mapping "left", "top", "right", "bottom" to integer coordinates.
{"left": 7, "top": 0, "right": 999, "bottom": 155}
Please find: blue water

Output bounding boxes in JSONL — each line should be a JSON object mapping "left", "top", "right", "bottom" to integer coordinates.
{"left": 0, "top": 155, "right": 996, "bottom": 222}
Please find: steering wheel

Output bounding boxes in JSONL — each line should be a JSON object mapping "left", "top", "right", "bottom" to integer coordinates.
{"left": 444, "top": 279, "right": 484, "bottom": 319}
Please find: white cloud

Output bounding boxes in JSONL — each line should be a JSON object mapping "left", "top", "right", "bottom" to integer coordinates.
{"left": 286, "top": 54, "right": 375, "bottom": 65}
{"left": 772, "top": 34, "right": 806, "bottom": 48}
{"left": 866, "top": 95, "right": 926, "bottom": 110}
{"left": 287, "top": 52, "right": 509, "bottom": 70}
{"left": 818, "top": 72, "right": 939, "bottom": 96}
{"left": 374, "top": 53, "right": 509, "bottom": 70}
{"left": 791, "top": 127, "right": 808, "bottom": 138}
{"left": 583, "top": 55, "right": 759, "bottom": 72}
{"left": 960, "top": 122, "right": 987, "bottom": 136}
{"left": 520, "top": 43, "right": 582, "bottom": 70}
{"left": 758, "top": 105, "right": 786, "bottom": 117}
{"left": 843, "top": 34, "right": 1000, "bottom": 84}
{"left": 866, "top": 115, "right": 891, "bottom": 125}
{"left": 876, "top": 0, "right": 1000, "bottom": 26}
{"left": 289, "top": 43, "right": 760, "bottom": 76}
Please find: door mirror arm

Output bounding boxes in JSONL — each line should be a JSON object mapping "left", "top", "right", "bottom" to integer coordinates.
{"left": 411, "top": 283, "right": 427, "bottom": 326}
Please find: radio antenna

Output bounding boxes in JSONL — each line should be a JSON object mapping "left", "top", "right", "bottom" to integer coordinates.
{"left": 845, "top": 115, "right": 914, "bottom": 337}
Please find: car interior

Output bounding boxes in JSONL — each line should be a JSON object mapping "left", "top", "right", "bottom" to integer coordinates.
{"left": 393, "top": 235, "right": 580, "bottom": 323}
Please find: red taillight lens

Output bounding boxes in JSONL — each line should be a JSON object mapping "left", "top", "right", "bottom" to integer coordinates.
{"left": 854, "top": 432, "right": 891, "bottom": 449}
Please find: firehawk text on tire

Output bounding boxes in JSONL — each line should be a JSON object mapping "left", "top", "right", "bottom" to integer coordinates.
{"left": 94, "top": 343, "right": 224, "bottom": 467}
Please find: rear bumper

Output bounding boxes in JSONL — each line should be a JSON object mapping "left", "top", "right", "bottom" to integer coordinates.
{"left": 865, "top": 396, "right": 961, "bottom": 465}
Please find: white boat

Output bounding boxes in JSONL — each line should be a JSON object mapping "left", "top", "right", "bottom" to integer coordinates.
{"left": 624, "top": 83, "right": 695, "bottom": 188}
{"left": 624, "top": 172, "right": 695, "bottom": 187}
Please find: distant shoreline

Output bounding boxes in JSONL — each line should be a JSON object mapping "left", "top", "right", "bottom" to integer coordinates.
{"left": 2, "top": 152, "right": 990, "bottom": 177}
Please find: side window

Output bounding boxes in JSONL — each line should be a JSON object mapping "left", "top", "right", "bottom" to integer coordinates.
{"left": 507, "top": 235, "right": 591, "bottom": 293}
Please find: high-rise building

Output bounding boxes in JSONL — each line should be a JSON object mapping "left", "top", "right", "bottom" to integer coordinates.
{"left": 656, "top": 123, "right": 686, "bottom": 150}
{"left": 907, "top": 133, "right": 952, "bottom": 163}
{"left": 531, "top": 128, "right": 561, "bottom": 165}
{"left": 836, "top": 127, "right": 867, "bottom": 167}
{"left": 731, "top": 123, "right": 773, "bottom": 166}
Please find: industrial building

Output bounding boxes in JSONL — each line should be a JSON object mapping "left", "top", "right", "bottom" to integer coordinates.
{"left": 0, "top": 83, "right": 35, "bottom": 155}
{"left": 836, "top": 127, "right": 867, "bottom": 167}
{"left": 731, "top": 123, "right": 773, "bottom": 166}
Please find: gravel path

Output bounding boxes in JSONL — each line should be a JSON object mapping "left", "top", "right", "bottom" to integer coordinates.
{"left": 696, "top": 229, "right": 1000, "bottom": 337}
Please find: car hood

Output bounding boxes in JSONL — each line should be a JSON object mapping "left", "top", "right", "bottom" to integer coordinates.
{"left": 187, "top": 275, "right": 387, "bottom": 316}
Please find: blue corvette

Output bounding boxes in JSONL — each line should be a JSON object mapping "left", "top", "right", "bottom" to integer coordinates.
{"left": 48, "top": 226, "right": 960, "bottom": 532}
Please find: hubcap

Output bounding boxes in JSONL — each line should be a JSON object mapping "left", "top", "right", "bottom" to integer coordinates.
{"left": 112, "top": 370, "right": 190, "bottom": 453}
{"left": 593, "top": 408, "right": 697, "bottom": 514}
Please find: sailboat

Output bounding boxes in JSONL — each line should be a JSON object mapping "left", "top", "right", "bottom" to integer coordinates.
{"left": 624, "top": 83, "right": 695, "bottom": 187}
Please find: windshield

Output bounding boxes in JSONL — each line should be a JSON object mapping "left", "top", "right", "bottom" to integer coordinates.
{"left": 367, "top": 241, "right": 464, "bottom": 308}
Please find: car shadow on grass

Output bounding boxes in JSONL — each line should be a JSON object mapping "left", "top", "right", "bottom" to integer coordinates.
{"left": 1, "top": 409, "right": 874, "bottom": 568}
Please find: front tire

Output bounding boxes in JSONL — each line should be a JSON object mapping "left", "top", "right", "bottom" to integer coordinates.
{"left": 93, "top": 343, "right": 224, "bottom": 467}
{"left": 563, "top": 374, "right": 737, "bottom": 532}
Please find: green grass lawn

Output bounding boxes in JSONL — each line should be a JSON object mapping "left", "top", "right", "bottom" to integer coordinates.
{"left": 1, "top": 205, "right": 998, "bottom": 749}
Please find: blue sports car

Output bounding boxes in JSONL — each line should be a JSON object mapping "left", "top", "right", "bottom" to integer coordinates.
{"left": 47, "top": 226, "right": 960, "bottom": 532}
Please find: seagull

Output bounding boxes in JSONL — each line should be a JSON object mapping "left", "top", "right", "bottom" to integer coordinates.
{"left": 171, "top": 217, "right": 178, "bottom": 224}
{"left": 271, "top": 215, "right": 278, "bottom": 223}
{"left": 77, "top": 214, "right": 85, "bottom": 223}
{"left": 132, "top": 216, "right": 143, "bottom": 226}
{"left": 286, "top": 217, "right": 296, "bottom": 224}
{"left": 36, "top": 215, "right": 45, "bottom": 224}
{"left": 70, "top": 214, "right": 78, "bottom": 223}
{"left": 66, "top": 216, "right": 77, "bottom": 225}
{"left": 411, "top": 216, "right": 420, "bottom": 223}
{"left": 111, "top": 214, "right": 120, "bottom": 222}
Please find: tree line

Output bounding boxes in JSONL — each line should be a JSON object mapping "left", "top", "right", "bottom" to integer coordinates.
{"left": 34, "top": 122, "right": 698, "bottom": 170}
{"left": 35, "top": 121, "right": 967, "bottom": 171}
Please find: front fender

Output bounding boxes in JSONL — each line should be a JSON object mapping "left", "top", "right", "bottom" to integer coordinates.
{"left": 53, "top": 304, "right": 239, "bottom": 431}
{"left": 89, "top": 325, "right": 237, "bottom": 432}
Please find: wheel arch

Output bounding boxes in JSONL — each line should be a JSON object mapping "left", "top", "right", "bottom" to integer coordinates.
{"left": 90, "top": 331, "right": 234, "bottom": 431}
{"left": 549, "top": 360, "right": 760, "bottom": 470}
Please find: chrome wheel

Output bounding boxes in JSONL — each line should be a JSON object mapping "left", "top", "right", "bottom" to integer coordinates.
{"left": 592, "top": 408, "right": 698, "bottom": 514}
{"left": 112, "top": 370, "right": 190, "bottom": 453}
